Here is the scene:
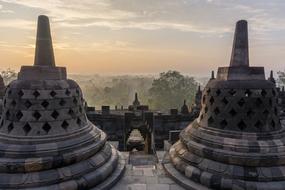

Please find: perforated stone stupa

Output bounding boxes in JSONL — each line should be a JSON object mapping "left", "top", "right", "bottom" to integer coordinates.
{"left": 0, "top": 15, "right": 125, "bottom": 189}
{"left": 0, "top": 75, "right": 5, "bottom": 99}
{"left": 163, "top": 20, "right": 285, "bottom": 190}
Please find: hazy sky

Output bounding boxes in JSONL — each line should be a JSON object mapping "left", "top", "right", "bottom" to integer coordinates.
{"left": 1, "top": 0, "right": 285, "bottom": 76}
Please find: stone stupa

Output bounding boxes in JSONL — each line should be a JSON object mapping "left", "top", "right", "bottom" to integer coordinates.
{"left": 0, "top": 75, "right": 5, "bottom": 114}
{"left": 0, "top": 75, "right": 5, "bottom": 99}
{"left": 163, "top": 20, "right": 285, "bottom": 190}
{"left": 0, "top": 15, "right": 125, "bottom": 190}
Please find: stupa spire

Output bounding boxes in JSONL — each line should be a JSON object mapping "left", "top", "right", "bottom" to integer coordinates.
{"left": 34, "top": 15, "right": 55, "bottom": 67}
{"left": 133, "top": 92, "right": 140, "bottom": 107}
{"left": 230, "top": 20, "right": 249, "bottom": 67}
{"left": 211, "top": 70, "right": 215, "bottom": 79}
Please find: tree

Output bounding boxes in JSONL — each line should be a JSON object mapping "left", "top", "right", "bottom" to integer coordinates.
{"left": 148, "top": 70, "right": 198, "bottom": 111}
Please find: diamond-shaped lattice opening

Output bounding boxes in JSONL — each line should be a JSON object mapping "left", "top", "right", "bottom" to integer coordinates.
{"left": 73, "top": 97, "right": 78, "bottom": 105}
{"left": 7, "top": 123, "right": 14, "bottom": 133}
{"left": 269, "top": 99, "right": 273, "bottom": 106}
{"left": 204, "top": 106, "right": 208, "bottom": 113}
{"left": 51, "top": 110, "right": 59, "bottom": 119}
{"left": 206, "top": 88, "right": 211, "bottom": 94}
{"left": 68, "top": 109, "right": 75, "bottom": 117}
{"left": 23, "top": 123, "right": 31, "bottom": 135}
{"left": 220, "top": 120, "right": 227, "bottom": 128}
{"left": 237, "top": 120, "right": 247, "bottom": 131}
{"left": 61, "top": 120, "right": 69, "bottom": 130}
{"left": 16, "top": 111, "right": 23, "bottom": 120}
{"left": 229, "top": 109, "right": 237, "bottom": 117}
{"left": 33, "top": 90, "right": 40, "bottom": 98}
{"left": 8, "top": 89, "right": 12, "bottom": 95}
{"left": 272, "top": 89, "right": 276, "bottom": 96}
{"left": 255, "top": 98, "right": 263, "bottom": 107}
{"left": 209, "top": 96, "right": 215, "bottom": 105}
{"left": 42, "top": 123, "right": 51, "bottom": 134}
{"left": 77, "top": 118, "right": 82, "bottom": 126}
{"left": 222, "top": 97, "right": 228, "bottom": 105}
{"left": 271, "top": 120, "right": 276, "bottom": 129}
{"left": 5, "top": 110, "right": 10, "bottom": 119}
{"left": 261, "top": 89, "right": 267, "bottom": 97}
{"left": 50, "top": 91, "right": 57, "bottom": 97}
{"left": 79, "top": 106, "right": 83, "bottom": 113}
{"left": 245, "top": 89, "right": 252, "bottom": 97}
{"left": 216, "top": 89, "right": 221, "bottom": 96}
{"left": 274, "top": 107, "right": 278, "bottom": 115}
{"left": 247, "top": 109, "right": 254, "bottom": 117}
{"left": 76, "top": 89, "right": 80, "bottom": 95}
{"left": 238, "top": 98, "right": 245, "bottom": 107}
{"left": 65, "top": 89, "right": 71, "bottom": 96}
{"left": 59, "top": 99, "right": 66, "bottom": 106}
{"left": 254, "top": 121, "right": 262, "bottom": 131}
{"left": 24, "top": 100, "right": 32, "bottom": 109}
{"left": 11, "top": 100, "right": 16, "bottom": 107}
{"left": 263, "top": 109, "right": 269, "bottom": 115}
{"left": 3, "top": 99, "right": 6, "bottom": 106}
{"left": 214, "top": 107, "right": 220, "bottom": 115}
{"left": 33, "top": 111, "right": 41, "bottom": 120}
{"left": 208, "top": 116, "right": 214, "bottom": 125}
{"left": 202, "top": 95, "right": 206, "bottom": 104}
{"left": 41, "top": 100, "right": 49, "bottom": 108}
{"left": 18, "top": 90, "right": 24, "bottom": 97}
{"left": 228, "top": 89, "right": 236, "bottom": 96}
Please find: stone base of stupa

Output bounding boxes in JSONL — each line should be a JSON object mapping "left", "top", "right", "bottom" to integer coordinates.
{"left": 163, "top": 152, "right": 209, "bottom": 190}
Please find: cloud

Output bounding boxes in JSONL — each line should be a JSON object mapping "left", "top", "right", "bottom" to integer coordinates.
{"left": 0, "top": 19, "right": 34, "bottom": 29}
{"left": 0, "top": 0, "right": 137, "bottom": 21}
{"left": 1, "top": 9, "right": 14, "bottom": 13}
{"left": 1, "top": 0, "right": 285, "bottom": 39}
{"left": 0, "top": 3, "right": 15, "bottom": 13}
{"left": 0, "top": 0, "right": 231, "bottom": 35}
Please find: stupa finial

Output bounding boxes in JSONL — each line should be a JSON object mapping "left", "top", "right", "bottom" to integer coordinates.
{"left": 230, "top": 20, "right": 249, "bottom": 67}
{"left": 133, "top": 92, "right": 140, "bottom": 107}
{"left": 34, "top": 15, "right": 55, "bottom": 67}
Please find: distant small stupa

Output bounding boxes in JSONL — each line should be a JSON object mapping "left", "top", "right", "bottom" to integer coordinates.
{"left": 133, "top": 92, "right": 141, "bottom": 107}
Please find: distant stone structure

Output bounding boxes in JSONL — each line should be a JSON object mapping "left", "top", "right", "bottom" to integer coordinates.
{"left": 132, "top": 92, "right": 141, "bottom": 108}
{"left": 0, "top": 75, "right": 5, "bottom": 99}
{"left": 278, "top": 86, "right": 285, "bottom": 118}
{"left": 164, "top": 20, "right": 285, "bottom": 189}
{"left": 86, "top": 92, "right": 200, "bottom": 151}
{"left": 0, "top": 15, "right": 124, "bottom": 189}
{"left": 0, "top": 75, "right": 5, "bottom": 114}
{"left": 180, "top": 100, "right": 189, "bottom": 114}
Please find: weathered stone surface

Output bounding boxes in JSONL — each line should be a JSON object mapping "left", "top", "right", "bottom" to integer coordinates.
{"left": 111, "top": 152, "right": 182, "bottom": 190}
{"left": 0, "top": 15, "right": 124, "bottom": 189}
{"left": 230, "top": 20, "right": 249, "bottom": 67}
{"left": 164, "top": 20, "right": 285, "bottom": 190}
{"left": 34, "top": 15, "right": 55, "bottom": 67}
{"left": 0, "top": 75, "right": 5, "bottom": 99}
